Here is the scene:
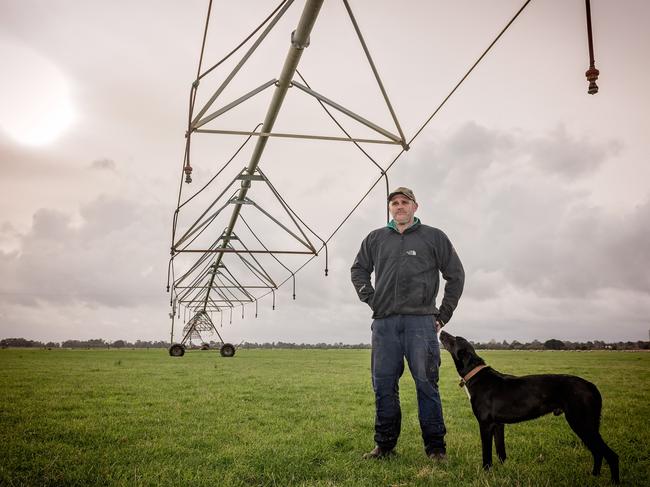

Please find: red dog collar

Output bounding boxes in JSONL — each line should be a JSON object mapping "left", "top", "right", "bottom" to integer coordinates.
{"left": 459, "top": 364, "right": 488, "bottom": 388}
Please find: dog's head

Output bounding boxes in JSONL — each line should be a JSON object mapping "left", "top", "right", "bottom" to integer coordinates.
{"left": 439, "top": 331, "right": 485, "bottom": 377}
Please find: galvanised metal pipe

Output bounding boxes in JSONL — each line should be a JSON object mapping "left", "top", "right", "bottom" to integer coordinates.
{"left": 202, "top": 0, "right": 324, "bottom": 310}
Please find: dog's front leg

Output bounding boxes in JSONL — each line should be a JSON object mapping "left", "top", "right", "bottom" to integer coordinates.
{"left": 479, "top": 422, "right": 494, "bottom": 470}
{"left": 494, "top": 423, "right": 506, "bottom": 463}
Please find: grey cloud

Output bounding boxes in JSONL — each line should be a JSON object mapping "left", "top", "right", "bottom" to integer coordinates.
{"left": 1, "top": 222, "right": 15, "bottom": 232}
{"left": 78, "top": 195, "right": 136, "bottom": 235}
{"left": 30, "top": 208, "right": 71, "bottom": 241}
{"left": 493, "top": 199, "right": 650, "bottom": 298}
{"left": 90, "top": 158, "right": 117, "bottom": 171}
{"left": 0, "top": 141, "right": 74, "bottom": 179}
{"left": 395, "top": 122, "right": 645, "bottom": 302}
{"left": 0, "top": 196, "right": 169, "bottom": 309}
{"left": 463, "top": 269, "right": 503, "bottom": 301}
{"left": 0, "top": 221, "right": 20, "bottom": 251}
{"left": 528, "top": 125, "right": 622, "bottom": 178}
{"left": 445, "top": 121, "right": 515, "bottom": 166}
{"left": 403, "top": 123, "right": 514, "bottom": 191}
{"left": 601, "top": 200, "right": 650, "bottom": 292}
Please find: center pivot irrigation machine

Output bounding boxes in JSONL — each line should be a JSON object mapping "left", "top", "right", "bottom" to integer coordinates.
{"left": 167, "top": 0, "right": 600, "bottom": 357}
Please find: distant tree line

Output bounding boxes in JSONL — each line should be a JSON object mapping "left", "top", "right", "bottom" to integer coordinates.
{"left": 206, "top": 339, "right": 650, "bottom": 351}
{"left": 0, "top": 338, "right": 169, "bottom": 349}
{"left": 1, "top": 337, "right": 648, "bottom": 351}
{"left": 237, "top": 341, "right": 372, "bottom": 350}
{"left": 472, "top": 338, "right": 650, "bottom": 351}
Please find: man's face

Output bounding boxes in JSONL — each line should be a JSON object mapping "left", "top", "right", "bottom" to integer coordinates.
{"left": 388, "top": 195, "right": 418, "bottom": 225}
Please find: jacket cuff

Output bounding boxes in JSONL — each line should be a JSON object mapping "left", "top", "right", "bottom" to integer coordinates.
{"left": 438, "top": 311, "right": 451, "bottom": 325}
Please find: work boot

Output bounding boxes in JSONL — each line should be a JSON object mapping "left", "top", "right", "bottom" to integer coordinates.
{"left": 428, "top": 448, "right": 447, "bottom": 462}
{"left": 363, "top": 446, "right": 395, "bottom": 459}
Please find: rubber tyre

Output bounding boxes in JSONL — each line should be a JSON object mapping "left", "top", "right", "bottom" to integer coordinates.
{"left": 169, "top": 343, "right": 185, "bottom": 357}
{"left": 220, "top": 343, "right": 235, "bottom": 357}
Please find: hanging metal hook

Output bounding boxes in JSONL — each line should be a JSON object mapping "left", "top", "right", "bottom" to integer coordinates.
{"left": 384, "top": 172, "right": 390, "bottom": 224}
{"left": 324, "top": 243, "right": 329, "bottom": 276}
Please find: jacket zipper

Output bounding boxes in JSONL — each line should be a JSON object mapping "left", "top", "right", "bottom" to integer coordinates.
{"left": 394, "top": 233, "right": 404, "bottom": 310}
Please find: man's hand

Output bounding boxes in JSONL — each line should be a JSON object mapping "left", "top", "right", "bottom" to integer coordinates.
{"left": 435, "top": 320, "right": 444, "bottom": 332}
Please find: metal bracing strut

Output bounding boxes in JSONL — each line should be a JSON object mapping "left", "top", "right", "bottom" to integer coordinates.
{"left": 199, "top": 0, "right": 325, "bottom": 311}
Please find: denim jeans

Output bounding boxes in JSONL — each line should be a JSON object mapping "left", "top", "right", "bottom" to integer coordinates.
{"left": 371, "top": 314, "right": 445, "bottom": 454}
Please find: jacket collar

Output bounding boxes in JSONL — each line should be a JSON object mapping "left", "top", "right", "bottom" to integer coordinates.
{"left": 387, "top": 216, "right": 421, "bottom": 233}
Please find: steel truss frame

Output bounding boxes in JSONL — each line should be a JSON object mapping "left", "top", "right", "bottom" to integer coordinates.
{"left": 168, "top": 0, "right": 590, "bottom": 355}
{"left": 168, "top": 0, "right": 409, "bottom": 355}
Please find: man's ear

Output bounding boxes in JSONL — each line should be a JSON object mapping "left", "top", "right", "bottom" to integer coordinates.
{"left": 413, "top": 202, "right": 419, "bottom": 212}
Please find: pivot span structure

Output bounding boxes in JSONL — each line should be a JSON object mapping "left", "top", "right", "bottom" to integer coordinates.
{"left": 167, "top": 0, "right": 600, "bottom": 357}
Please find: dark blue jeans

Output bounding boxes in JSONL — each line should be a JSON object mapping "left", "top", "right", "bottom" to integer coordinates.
{"left": 371, "top": 314, "right": 445, "bottom": 454}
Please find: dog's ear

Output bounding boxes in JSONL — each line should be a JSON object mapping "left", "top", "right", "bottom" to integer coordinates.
{"left": 456, "top": 344, "right": 478, "bottom": 371}
{"left": 456, "top": 348, "right": 469, "bottom": 367}
{"left": 448, "top": 347, "right": 472, "bottom": 376}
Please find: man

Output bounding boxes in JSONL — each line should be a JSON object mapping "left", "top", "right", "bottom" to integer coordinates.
{"left": 350, "top": 186, "right": 464, "bottom": 461}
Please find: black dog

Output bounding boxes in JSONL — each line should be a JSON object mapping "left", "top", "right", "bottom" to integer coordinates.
{"left": 439, "top": 331, "right": 619, "bottom": 484}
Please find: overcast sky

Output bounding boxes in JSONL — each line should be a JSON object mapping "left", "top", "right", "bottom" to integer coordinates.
{"left": 1, "top": 0, "right": 648, "bottom": 344}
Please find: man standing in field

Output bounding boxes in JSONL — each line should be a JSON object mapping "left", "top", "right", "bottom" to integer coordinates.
{"left": 350, "top": 187, "right": 464, "bottom": 461}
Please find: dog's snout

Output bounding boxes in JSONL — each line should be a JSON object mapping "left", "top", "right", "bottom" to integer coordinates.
{"left": 439, "top": 330, "right": 454, "bottom": 346}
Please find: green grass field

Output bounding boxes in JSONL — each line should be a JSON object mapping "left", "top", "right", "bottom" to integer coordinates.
{"left": 0, "top": 348, "right": 648, "bottom": 486}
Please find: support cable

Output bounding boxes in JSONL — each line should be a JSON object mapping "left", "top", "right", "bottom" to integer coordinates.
{"left": 341, "top": 0, "right": 408, "bottom": 150}
{"left": 178, "top": 124, "right": 262, "bottom": 212}
{"left": 256, "top": 166, "right": 328, "bottom": 274}
{"left": 295, "top": 69, "right": 391, "bottom": 223}
{"left": 168, "top": 124, "right": 261, "bottom": 294}
{"left": 332, "top": 0, "right": 534, "bottom": 244}
{"left": 240, "top": 214, "right": 296, "bottom": 298}
{"left": 295, "top": 70, "right": 384, "bottom": 173}
{"left": 198, "top": 0, "right": 291, "bottom": 81}
{"left": 172, "top": 0, "right": 215, "bottom": 257}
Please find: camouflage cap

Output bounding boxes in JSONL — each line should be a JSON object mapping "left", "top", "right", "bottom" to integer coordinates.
{"left": 387, "top": 187, "right": 416, "bottom": 203}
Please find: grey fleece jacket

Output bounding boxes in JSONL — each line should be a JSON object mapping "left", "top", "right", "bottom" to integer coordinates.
{"left": 350, "top": 219, "right": 464, "bottom": 324}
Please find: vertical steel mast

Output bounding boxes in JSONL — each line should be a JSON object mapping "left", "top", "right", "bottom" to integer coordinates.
{"left": 200, "top": 0, "right": 325, "bottom": 311}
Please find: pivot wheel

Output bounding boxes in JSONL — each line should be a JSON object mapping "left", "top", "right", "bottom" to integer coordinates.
{"left": 169, "top": 343, "right": 185, "bottom": 357}
{"left": 220, "top": 343, "right": 235, "bottom": 357}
